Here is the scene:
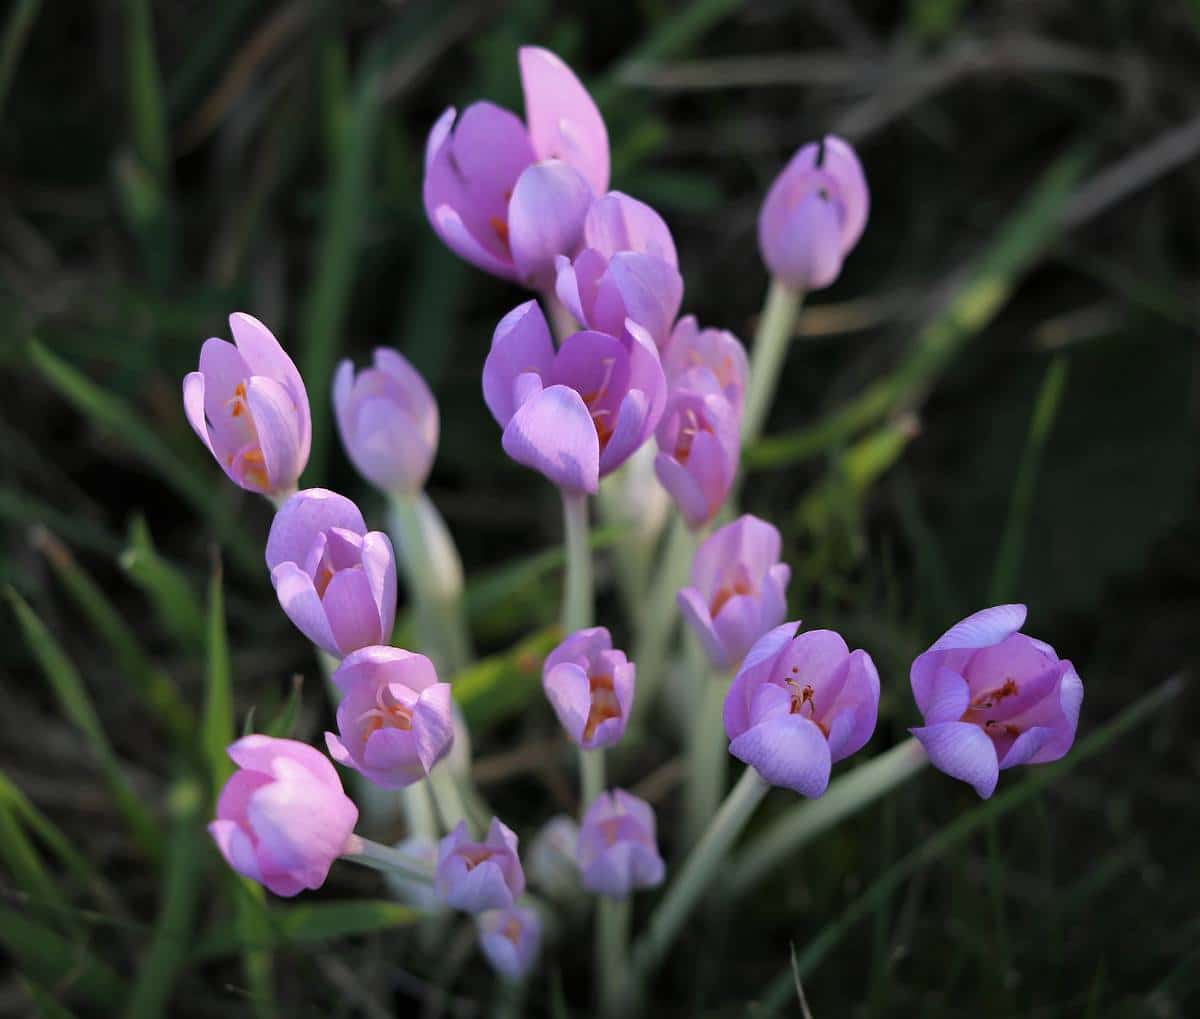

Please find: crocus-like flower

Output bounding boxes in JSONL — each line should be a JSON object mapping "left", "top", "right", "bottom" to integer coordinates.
{"left": 183, "top": 312, "right": 311, "bottom": 497}
{"left": 482, "top": 301, "right": 667, "bottom": 494}
{"left": 542, "top": 627, "right": 635, "bottom": 749}
{"left": 436, "top": 818, "right": 526, "bottom": 913}
{"left": 677, "top": 515, "right": 791, "bottom": 671}
{"left": 265, "top": 489, "right": 397, "bottom": 657}
{"left": 526, "top": 815, "right": 580, "bottom": 900}
{"left": 577, "top": 789, "right": 665, "bottom": 899}
{"left": 333, "top": 349, "right": 437, "bottom": 495}
{"left": 909, "top": 604, "right": 1083, "bottom": 799}
{"left": 478, "top": 907, "right": 541, "bottom": 981}
{"left": 208, "top": 735, "right": 357, "bottom": 897}
{"left": 423, "top": 47, "right": 608, "bottom": 287}
{"left": 758, "top": 135, "right": 869, "bottom": 290}
{"left": 724, "top": 623, "right": 880, "bottom": 797}
{"left": 662, "top": 315, "right": 749, "bottom": 411}
{"left": 324, "top": 646, "right": 453, "bottom": 789}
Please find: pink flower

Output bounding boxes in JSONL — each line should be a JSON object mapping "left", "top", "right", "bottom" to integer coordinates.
{"left": 577, "top": 789, "right": 664, "bottom": 899}
{"left": 436, "top": 818, "right": 526, "bottom": 914}
{"left": 477, "top": 907, "right": 541, "bottom": 980}
{"left": 542, "top": 627, "right": 635, "bottom": 749}
{"left": 662, "top": 316, "right": 749, "bottom": 412}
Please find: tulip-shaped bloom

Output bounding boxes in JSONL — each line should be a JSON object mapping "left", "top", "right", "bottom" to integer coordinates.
{"left": 333, "top": 349, "right": 437, "bottom": 495}
{"left": 208, "top": 735, "right": 358, "bottom": 897}
{"left": 325, "top": 646, "right": 453, "bottom": 789}
{"left": 724, "top": 623, "right": 880, "bottom": 797}
{"left": 266, "top": 489, "right": 397, "bottom": 657}
{"left": 576, "top": 789, "right": 665, "bottom": 899}
{"left": 758, "top": 135, "right": 869, "bottom": 291}
{"left": 542, "top": 627, "right": 635, "bottom": 749}
{"left": 482, "top": 301, "right": 667, "bottom": 494}
{"left": 478, "top": 907, "right": 541, "bottom": 981}
{"left": 526, "top": 815, "right": 580, "bottom": 900}
{"left": 423, "top": 47, "right": 608, "bottom": 287}
{"left": 909, "top": 604, "right": 1083, "bottom": 799}
{"left": 183, "top": 313, "right": 311, "bottom": 496}
{"left": 678, "top": 515, "right": 792, "bottom": 671}
{"left": 662, "top": 316, "right": 749, "bottom": 412}
{"left": 436, "top": 818, "right": 526, "bottom": 913}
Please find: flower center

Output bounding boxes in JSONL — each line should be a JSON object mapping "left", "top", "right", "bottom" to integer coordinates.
{"left": 500, "top": 915, "right": 522, "bottom": 945}
{"left": 583, "top": 673, "right": 621, "bottom": 742}
{"left": 459, "top": 846, "right": 499, "bottom": 871}
{"left": 786, "top": 676, "right": 829, "bottom": 736}
{"left": 968, "top": 677, "right": 1018, "bottom": 711}
{"left": 223, "top": 381, "right": 269, "bottom": 489}
{"left": 709, "top": 577, "right": 752, "bottom": 617}
{"left": 358, "top": 684, "right": 414, "bottom": 739}
{"left": 580, "top": 358, "right": 617, "bottom": 451}
{"left": 672, "top": 407, "right": 711, "bottom": 465}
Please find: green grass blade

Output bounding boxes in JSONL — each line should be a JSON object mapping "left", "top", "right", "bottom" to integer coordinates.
{"left": 122, "top": 0, "right": 167, "bottom": 177}
{"left": 0, "top": 0, "right": 42, "bottom": 119}
{"left": 451, "top": 626, "right": 562, "bottom": 733}
{"left": 20, "top": 979, "right": 83, "bottom": 1019}
{"left": 0, "top": 798, "right": 74, "bottom": 934}
{"left": 0, "top": 487, "right": 121, "bottom": 557}
{"left": 201, "top": 557, "right": 234, "bottom": 793}
{"left": 0, "top": 905, "right": 125, "bottom": 1008}
{"left": 120, "top": 516, "right": 205, "bottom": 651}
{"left": 231, "top": 877, "right": 277, "bottom": 1019}
{"left": 264, "top": 675, "right": 302, "bottom": 739}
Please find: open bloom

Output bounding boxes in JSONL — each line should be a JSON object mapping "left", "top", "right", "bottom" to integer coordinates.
{"left": 423, "top": 46, "right": 607, "bottom": 287}
{"left": 208, "top": 736, "right": 357, "bottom": 897}
{"left": 662, "top": 316, "right": 749, "bottom": 412}
{"left": 266, "top": 489, "right": 397, "bottom": 657}
{"left": 333, "top": 349, "right": 437, "bottom": 495}
{"left": 724, "top": 623, "right": 880, "bottom": 797}
{"left": 909, "top": 604, "right": 1083, "bottom": 799}
{"left": 758, "top": 135, "right": 868, "bottom": 291}
{"left": 577, "top": 789, "right": 665, "bottom": 899}
{"left": 482, "top": 301, "right": 666, "bottom": 494}
{"left": 436, "top": 818, "right": 526, "bottom": 913}
{"left": 183, "top": 313, "right": 310, "bottom": 496}
{"left": 325, "top": 646, "right": 453, "bottom": 789}
{"left": 542, "top": 627, "right": 635, "bottom": 749}
{"left": 678, "top": 515, "right": 791, "bottom": 671}
{"left": 478, "top": 907, "right": 541, "bottom": 981}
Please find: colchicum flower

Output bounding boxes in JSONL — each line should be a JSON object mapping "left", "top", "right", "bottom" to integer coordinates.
{"left": 477, "top": 907, "right": 542, "bottom": 981}
{"left": 542, "top": 627, "right": 635, "bottom": 749}
{"left": 182, "top": 312, "right": 310, "bottom": 497}
{"left": 482, "top": 301, "right": 667, "bottom": 494}
{"left": 758, "top": 135, "right": 869, "bottom": 291}
{"left": 422, "top": 46, "right": 608, "bottom": 287}
{"left": 909, "top": 604, "right": 1083, "bottom": 799}
{"left": 724, "top": 623, "right": 880, "bottom": 797}
{"left": 677, "top": 514, "right": 791, "bottom": 671}
{"left": 333, "top": 348, "right": 437, "bottom": 495}
{"left": 436, "top": 818, "right": 526, "bottom": 913}
{"left": 662, "top": 315, "right": 749, "bottom": 412}
{"left": 266, "top": 489, "right": 397, "bottom": 657}
{"left": 576, "top": 789, "right": 665, "bottom": 899}
{"left": 208, "top": 735, "right": 357, "bottom": 897}
{"left": 526, "top": 815, "right": 581, "bottom": 900}
{"left": 325, "top": 646, "right": 453, "bottom": 789}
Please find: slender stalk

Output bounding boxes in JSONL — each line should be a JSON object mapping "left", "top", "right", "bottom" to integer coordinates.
{"left": 428, "top": 766, "right": 469, "bottom": 832}
{"left": 561, "top": 490, "right": 593, "bottom": 634}
{"left": 684, "top": 654, "right": 731, "bottom": 846}
{"left": 340, "top": 834, "right": 435, "bottom": 883}
{"left": 741, "top": 278, "right": 805, "bottom": 447}
{"left": 402, "top": 777, "right": 438, "bottom": 840}
{"left": 580, "top": 749, "right": 605, "bottom": 810}
{"left": 597, "top": 896, "right": 631, "bottom": 1017}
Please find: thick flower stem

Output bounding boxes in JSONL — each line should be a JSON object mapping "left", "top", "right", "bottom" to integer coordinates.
{"left": 684, "top": 655, "right": 731, "bottom": 846}
{"left": 597, "top": 896, "right": 631, "bottom": 1017}
{"left": 340, "top": 833, "right": 435, "bottom": 884}
{"left": 561, "top": 490, "right": 593, "bottom": 635}
{"left": 741, "top": 278, "right": 805, "bottom": 448}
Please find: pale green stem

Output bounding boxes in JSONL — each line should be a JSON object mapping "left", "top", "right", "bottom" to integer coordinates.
{"left": 597, "top": 896, "right": 631, "bottom": 1017}
{"left": 741, "top": 278, "right": 805, "bottom": 447}
{"left": 561, "top": 490, "right": 593, "bottom": 634}
{"left": 428, "top": 766, "right": 469, "bottom": 833}
{"left": 580, "top": 749, "right": 605, "bottom": 810}
{"left": 340, "top": 833, "right": 435, "bottom": 883}
{"left": 684, "top": 653, "right": 731, "bottom": 847}
{"left": 491, "top": 973, "right": 528, "bottom": 1019}
{"left": 265, "top": 489, "right": 294, "bottom": 510}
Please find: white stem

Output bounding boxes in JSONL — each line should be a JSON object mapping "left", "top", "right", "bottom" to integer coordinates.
{"left": 561, "top": 490, "right": 593, "bottom": 635}
{"left": 684, "top": 656, "right": 731, "bottom": 846}
{"left": 741, "top": 278, "right": 805, "bottom": 447}
{"left": 341, "top": 833, "right": 436, "bottom": 883}
{"left": 597, "top": 895, "right": 631, "bottom": 1017}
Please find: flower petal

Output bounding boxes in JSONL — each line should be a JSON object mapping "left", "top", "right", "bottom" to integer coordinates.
{"left": 482, "top": 301, "right": 556, "bottom": 426}
{"left": 911, "top": 721, "right": 999, "bottom": 799}
{"left": 270, "top": 562, "right": 338, "bottom": 654}
{"left": 501, "top": 384, "right": 600, "bottom": 494}
{"left": 507, "top": 160, "right": 592, "bottom": 288}
{"left": 729, "top": 715, "right": 832, "bottom": 797}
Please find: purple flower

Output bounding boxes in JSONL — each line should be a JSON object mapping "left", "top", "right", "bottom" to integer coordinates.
{"left": 422, "top": 47, "right": 608, "bottom": 287}
{"left": 576, "top": 789, "right": 665, "bottom": 899}
{"left": 182, "top": 313, "right": 311, "bottom": 497}
{"left": 333, "top": 349, "right": 437, "bottom": 495}
{"left": 909, "top": 604, "right": 1084, "bottom": 799}
{"left": 436, "top": 818, "right": 526, "bottom": 913}
{"left": 724, "top": 623, "right": 880, "bottom": 797}
{"left": 265, "top": 489, "right": 397, "bottom": 657}
{"left": 662, "top": 316, "right": 749, "bottom": 412}
{"left": 324, "top": 647, "right": 453, "bottom": 789}
{"left": 208, "top": 735, "right": 358, "bottom": 897}
{"left": 482, "top": 301, "right": 667, "bottom": 494}
{"left": 542, "top": 627, "right": 635, "bottom": 749}
{"left": 477, "top": 907, "right": 541, "bottom": 981}
{"left": 758, "top": 135, "right": 869, "bottom": 290}
{"left": 677, "top": 515, "right": 791, "bottom": 671}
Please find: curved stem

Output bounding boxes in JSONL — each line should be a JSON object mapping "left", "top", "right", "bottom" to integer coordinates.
{"left": 741, "top": 278, "right": 805, "bottom": 447}
{"left": 340, "top": 833, "right": 435, "bottom": 883}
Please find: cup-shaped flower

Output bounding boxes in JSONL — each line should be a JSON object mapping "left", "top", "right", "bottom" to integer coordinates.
{"left": 758, "top": 135, "right": 869, "bottom": 291}
{"left": 183, "top": 313, "right": 310, "bottom": 497}
{"left": 208, "top": 735, "right": 357, "bottom": 897}
{"left": 422, "top": 47, "right": 607, "bottom": 287}
{"left": 333, "top": 349, "right": 437, "bottom": 495}
{"left": 909, "top": 604, "right": 1083, "bottom": 799}
{"left": 436, "top": 818, "right": 526, "bottom": 913}
{"left": 478, "top": 907, "right": 542, "bottom": 981}
{"left": 542, "top": 627, "right": 635, "bottom": 749}
{"left": 577, "top": 789, "right": 665, "bottom": 899}
{"left": 266, "top": 489, "right": 397, "bottom": 657}
{"left": 482, "top": 301, "right": 667, "bottom": 494}
{"left": 527, "top": 815, "right": 580, "bottom": 900}
{"left": 662, "top": 315, "right": 749, "bottom": 412}
{"left": 724, "top": 623, "right": 880, "bottom": 797}
{"left": 324, "top": 646, "right": 453, "bottom": 789}
{"left": 677, "top": 514, "right": 791, "bottom": 671}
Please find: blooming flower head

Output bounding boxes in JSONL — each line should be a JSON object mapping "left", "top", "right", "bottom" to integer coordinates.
{"left": 662, "top": 315, "right": 749, "bottom": 412}
{"left": 183, "top": 313, "right": 310, "bottom": 497}
{"left": 208, "top": 735, "right": 357, "bottom": 897}
{"left": 576, "top": 789, "right": 665, "bottom": 899}
{"left": 333, "top": 348, "right": 437, "bottom": 495}
{"left": 909, "top": 604, "right": 1083, "bottom": 799}
{"left": 526, "top": 815, "right": 580, "bottom": 901}
{"left": 324, "top": 646, "right": 453, "bottom": 789}
{"left": 758, "top": 135, "right": 869, "bottom": 291}
{"left": 478, "top": 906, "right": 541, "bottom": 981}
{"left": 482, "top": 301, "right": 667, "bottom": 494}
{"left": 678, "top": 515, "right": 791, "bottom": 671}
{"left": 436, "top": 818, "right": 526, "bottom": 913}
{"left": 542, "top": 627, "right": 635, "bottom": 749}
{"left": 265, "top": 489, "right": 397, "bottom": 657}
{"left": 423, "top": 46, "right": 608, "bottom": 287}
{"left": 724, "top": 623, "right": 880, "bottom": 797}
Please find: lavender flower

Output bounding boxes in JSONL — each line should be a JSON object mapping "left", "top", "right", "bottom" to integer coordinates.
{"left": 542, "top": 627, "right": 635, "bottom": 749}
{"left": 436, "top": 818, "right": 526, "bottom": 913}
{"left": 477, "top": 907, "right": 541, "bottom": 980}
{"left": 577, "top": 789, "right": 665, "bottom": 899}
